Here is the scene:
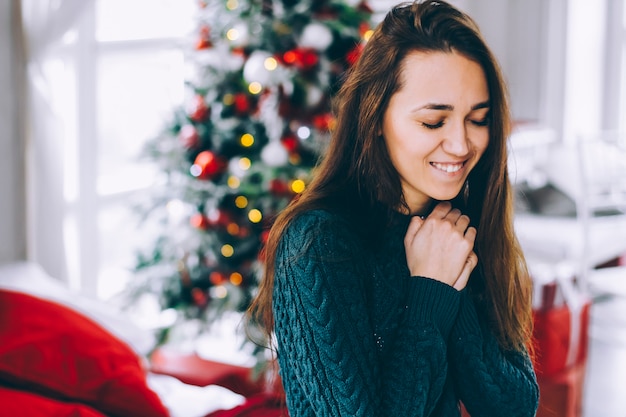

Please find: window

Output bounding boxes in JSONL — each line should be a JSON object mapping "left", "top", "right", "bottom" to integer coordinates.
{"left": 59, "top": 0, "right": 195, "bottom": 299}
{"left": 621, "top": 2, "right": 626, "bottom": 131}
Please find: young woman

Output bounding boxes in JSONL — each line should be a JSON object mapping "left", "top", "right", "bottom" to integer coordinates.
{"left": 247, "top": 1, "right": 539, "bottom": 415}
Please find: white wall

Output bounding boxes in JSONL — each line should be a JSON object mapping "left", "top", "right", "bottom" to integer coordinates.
{"left": 465, "top": 0, "right": 564, "bottom": 129}
{"left": 563, "top": 0, "right": 610, "bottom": 141}
{"left": 0, "top": 0, "right": 27, "bottom": 265}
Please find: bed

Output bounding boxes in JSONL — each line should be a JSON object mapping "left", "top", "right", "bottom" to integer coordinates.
{"left": 0, "top": 262, "right": 283, "bottom": 417}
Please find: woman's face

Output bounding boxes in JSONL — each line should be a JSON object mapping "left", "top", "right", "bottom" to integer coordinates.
{"left": 382, "top": 50, "right": 490, "bottom": 215}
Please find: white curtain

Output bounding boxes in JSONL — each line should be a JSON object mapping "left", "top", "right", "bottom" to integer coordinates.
{"left": 21, "top": 0, "right": 93, "bottom": 283}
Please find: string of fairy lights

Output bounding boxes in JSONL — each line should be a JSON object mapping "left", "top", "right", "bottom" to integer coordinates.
{"left": 127, "top": 0, "right": 373, "bottom": 342}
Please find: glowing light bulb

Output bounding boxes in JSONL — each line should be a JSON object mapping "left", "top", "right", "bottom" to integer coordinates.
{"left": 239, "top": 157, "right": 251, "bottom": 170}
{"left": 226, "top": 28, "right": 239, "bottom": 41}
{"left": 228, "top": 176, "right": 240, "bottom": 189}
{"left": 227, "top": 223, "right": 240, "bottom": 235}
{"left": 248, "top": 82, "right": 262, "bottom": 94}
{"left": 248, "top": 209, "right": 262, "bottom": 223}
{"left": 291, "top": 179, "right": 306, "bottom": 193}
{"left": 264, "top": 57, "right": 278, "bottom": 71}
{"left": 230, "top": 272, "right": 243, "bottom": 286}
{"left": 235, "top": 195, "right": 248, "bottom": 208}
{"left": 240, "top": 133, "right": 254, "bottom": 147}
{"left": 213, "top": 285, "right": 228, "bottom": 298}
{"left": 297, "top": 126, "right": 311, "bottom": 140}
{"left": 221, "top": 244, "right": 234, "bottom": 257}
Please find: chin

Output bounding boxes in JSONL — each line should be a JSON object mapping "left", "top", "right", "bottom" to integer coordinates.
{"left": 429, "top": 189, "right": 463, "bottom": 202}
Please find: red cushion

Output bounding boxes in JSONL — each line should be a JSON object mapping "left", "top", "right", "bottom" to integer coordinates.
{"left": 0, "top": 385, "right": 108, "bottom": 417}
{"left": 0, "top": 290, "right": 169, "bottom": 417}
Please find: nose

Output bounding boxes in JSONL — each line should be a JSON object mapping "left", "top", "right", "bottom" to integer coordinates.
{"left": 442, "top": 120, "right": 470, "bottom": 156}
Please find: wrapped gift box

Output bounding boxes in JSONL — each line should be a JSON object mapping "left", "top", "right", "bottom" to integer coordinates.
{"left": 531, "top": 263, "right": 591, "bottom": 378}
{"left": 536, "top": 361, "right": 586, "bottom": 417}
{"left": 532, "top": 299, "right": 591, "bottom": 377}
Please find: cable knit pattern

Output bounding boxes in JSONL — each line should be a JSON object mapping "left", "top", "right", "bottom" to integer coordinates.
{"left": 448, "top": 292, "right": 540, "bottom": 417}
{"left": 272, "top": 209, "right": 539, "bottom": 416}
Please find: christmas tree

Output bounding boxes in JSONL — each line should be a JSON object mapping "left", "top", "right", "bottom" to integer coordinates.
{"left": 126, "top": 0, "right": 373, "bottom": 345}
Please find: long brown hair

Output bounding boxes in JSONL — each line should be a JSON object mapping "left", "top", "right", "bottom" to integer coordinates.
{"left": 247, "top": 0, "right": 533, "bottom": 352}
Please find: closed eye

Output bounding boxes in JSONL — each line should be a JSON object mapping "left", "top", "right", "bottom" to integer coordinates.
{"left": 422, "top": 120, "right": 445, "bottom": 130}
{"left": 470, "top": 118, "right": 489, "bottom": 127}
{"left": 469, "top": 109, "right": 490, "bottom": 127}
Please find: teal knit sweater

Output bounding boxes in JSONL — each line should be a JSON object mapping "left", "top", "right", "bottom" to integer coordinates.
{"left": 272, "top": 209, "right": 539, "bottom": 416}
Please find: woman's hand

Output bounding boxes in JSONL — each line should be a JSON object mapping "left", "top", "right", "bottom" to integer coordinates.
{"left": 404, "top": 201, "right": 478, "bottom": 290}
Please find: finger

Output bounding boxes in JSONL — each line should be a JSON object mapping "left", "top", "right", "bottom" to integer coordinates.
{"left": 430, "top": 201, "right": 453, "bottom": 218}
{"left": 453, "top": 252, "right": 478, "bottom": 291}
{"left": 464, "top": 225, "right": 477, "bottom": 241}
{"left": 455, "top": 214, "right": 471, "bottom": 230}
{"left": 404, "top": 215, "right": 424, "bottom": 248}
{"left": 445, "top": 208, "right": 463, "bottom": 224}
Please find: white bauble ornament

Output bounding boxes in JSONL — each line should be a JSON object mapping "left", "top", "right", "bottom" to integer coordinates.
{"left": 261, "top": 141, "right": 289, "bottom": 167}
{"left": 305, "top": 84, "right": 324, "bottom": 108}
{"left": 228, "top": 157, "right": 247, "bottom": 177}
{"left": 243, "top": 50, "right": 278, "bottom": 86}
{"left": 196, "top": 44, "right": 244, "bottom": 72}
{"left": 299, "top": 22, "right": 334, "bottom": 51}
{"left": 227, "top": 22, "right": 250, "bottom": 47}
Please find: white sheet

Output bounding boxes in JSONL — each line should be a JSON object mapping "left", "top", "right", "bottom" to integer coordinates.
{"left": 147, "top": 373, "right": 245, "bottom": 417}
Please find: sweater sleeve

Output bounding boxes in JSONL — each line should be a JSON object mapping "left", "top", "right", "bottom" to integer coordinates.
{"left": 272, "top": 211, "right": 460, "bottom": 417}
{"left": 448, "top": 291, "right": 539, "bottom": 417}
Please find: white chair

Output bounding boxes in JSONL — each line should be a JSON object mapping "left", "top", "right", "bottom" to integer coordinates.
{"left": 575, "top": 131, "right": 626, "bottom": 296}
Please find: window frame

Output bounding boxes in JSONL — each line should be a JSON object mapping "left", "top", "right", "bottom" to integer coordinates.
{"left": 65, "top": 1, "right": 193, "bottom": 298}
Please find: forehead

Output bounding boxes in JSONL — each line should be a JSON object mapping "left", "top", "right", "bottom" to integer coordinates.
{"left": 395, "top": 50, "right": 489, "bottom": 105}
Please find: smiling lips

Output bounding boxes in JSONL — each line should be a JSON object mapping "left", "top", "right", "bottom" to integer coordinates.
{"left": 430, "top": 161, "right": 466, "bottom": 173}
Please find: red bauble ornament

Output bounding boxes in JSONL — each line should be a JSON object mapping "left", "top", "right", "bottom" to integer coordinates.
{"left": 191, "top": 287, "right": 208, "bottom": 307}
{"left": 231, "top": 47, "right": 246, "bottom": 57}
{"left": 195, "top": 25, "right": 212, "bottom": 50}
{"left": 346, "top": 43, "right": 364, "bottom": 66}
{"left": 196, "top": 37, "right": 212, "bottom": 50}
{"left": 190, "top": 213, "right": 210, "bottom": 230}
{"left": 209, "top": 271, "right": 227, "bottom": 285}
{"left": 359, "top": 22, "right": 371, "bottom": 36}
{"left": 260, "top": 230, "right": 270, "bottom": 244}
{"left": 358, "top": 3, "right": 374, "bottom": 15}
{"left": 233, "top": 93, "right": 251, "bottom": 115}
{"left": 312, "top": 113, "right": 335, "bottom": 132}
{"left": 191, "top": 151, "right": 227, "bottom": 180}
{"left": 178, "top": 124, "right": 200, "bottom": 149}
{"left": 269, "top": 178, "right": 291, "bottom": 196}
{"left": 280, "top": 135, "right": 299, "bottom": 152}
{"left": 188, "top": 95, "right": 210, "bottom": 122}
{"left": 281, "top": 48, "right": 319, "bottom": 70}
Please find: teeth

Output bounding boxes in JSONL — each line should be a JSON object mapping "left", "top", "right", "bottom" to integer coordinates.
{"left": 431, "top": 162, "right": 463, "bottom": 173}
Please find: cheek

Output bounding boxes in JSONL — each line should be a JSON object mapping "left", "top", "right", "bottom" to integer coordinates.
{"left": 382, "top": 120, "right": 410, "bottom": 157}
{"left": 472, "top": 131, "right": 490, "bottom": 157}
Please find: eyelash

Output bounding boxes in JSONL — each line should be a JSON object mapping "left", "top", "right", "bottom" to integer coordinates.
{"left": 421, "top": 118, "right": 489, "bottom": 130}
{"left": 422, "top": 121, "right": 444, "bottom": 130}
{"left": 471, "top": 118, "right": 489, "bottom": 127}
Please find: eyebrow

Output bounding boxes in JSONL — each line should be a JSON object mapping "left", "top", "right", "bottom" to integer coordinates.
{"left": 414, "top": 100, "right": 491, "bottom": 112}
